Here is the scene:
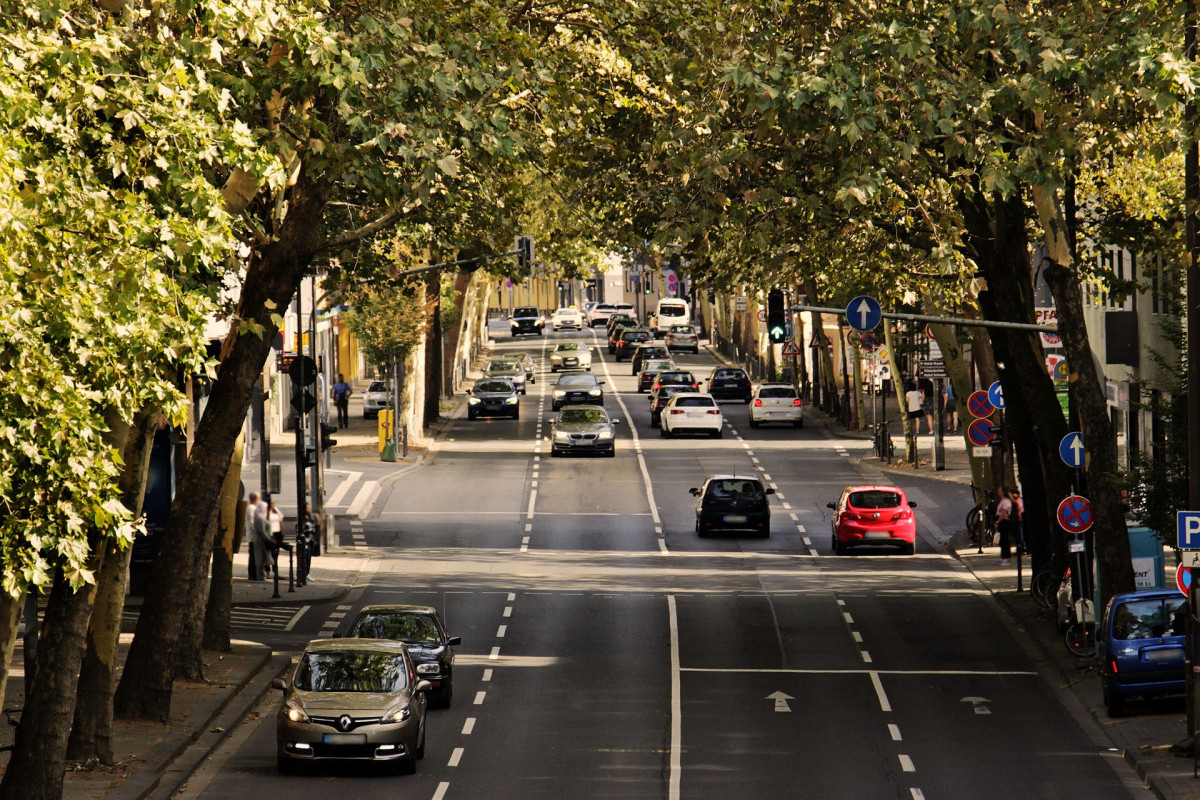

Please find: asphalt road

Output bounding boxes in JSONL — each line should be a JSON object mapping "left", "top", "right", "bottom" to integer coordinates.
{"left": 176, "top": 324, "right": 1145, "bottom": 800}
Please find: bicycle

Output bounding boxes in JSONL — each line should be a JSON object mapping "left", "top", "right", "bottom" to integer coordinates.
{"left": 873, "top": 423, "right": 894, "bottom": 462}
{"left": 1029, "top": 566, "right": 1063, "bottom": 610}
{"left": 1063, "top": 596, "right": 1096, "bottom": 658}
{"left": 965, "top": 503, "right": 991, "bottom": 552}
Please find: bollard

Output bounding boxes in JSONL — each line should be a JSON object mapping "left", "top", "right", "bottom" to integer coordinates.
{"left": 271, "top": 550, "right": 281, "bottom": 599}
{"left": 1016, "top": 549, "right": 1023, "bottom": 592}
{"left": 287, "top": 546, "right": 295, "bottom": 593}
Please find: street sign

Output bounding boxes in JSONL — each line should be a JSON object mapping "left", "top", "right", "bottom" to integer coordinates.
{"left": 987, "top": 381, "right": 1005, "bottom": 410}
{"left": 1177, "top": 563, "right": 1194, "bottom": 597}
{"left": 876, "top": 345, "right": 890, "bottom": 362}
{"left": 1059, "top": 432, "right": 1085, "bottom": 469}
{"left": 1183, "top": 551, "right": 1200, "bottom": 568}
{"left": 781, "top": 341, "right": 802, "bottom": 356}
{"left": 967, "top": 390, "right": 994, "bottom": 419}
{"left": 736, "top": 296, "right": 748, "bottom": 311}
{"left": 756, "top": 309, "right": 767, "bottom": 322}
{"left": 845, "top": 295, "right": 882, "bottom": 332}
{"left": 918, "top": 359, "right": 947, "bottom": 379}
{"left": 1068, "top": 540, "right": 1086, "bottom": 553}
{"left": 971, "top": 446, "right": 993, "bottom": 457}
{"left": 967, "top": 418, "right": 997, "bottom": 446}
{"left": 1177, "top": 511, "right": 1200, "bottom": 549}
{"left": 1056, "top": 495, "right": 1094, "bottom": 534}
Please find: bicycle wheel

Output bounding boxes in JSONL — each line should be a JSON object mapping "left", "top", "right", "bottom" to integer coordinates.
{"left": 965, "top": 505, "right": 985, "bottom": 547}
{"left": 1064, "top": 623, "right": 1095, "bottom": 658}
{"left": 1030, "top": 569, "right": 1057, "bottom": 609}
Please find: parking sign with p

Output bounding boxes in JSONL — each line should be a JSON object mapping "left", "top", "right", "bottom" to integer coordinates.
{"left": 1178, "top": 511, "right": 1200, "bottom": 550}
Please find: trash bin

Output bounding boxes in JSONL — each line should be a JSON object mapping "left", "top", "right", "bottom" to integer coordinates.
{"left": 381, "top": 438, "right": 396, "bottom": 462}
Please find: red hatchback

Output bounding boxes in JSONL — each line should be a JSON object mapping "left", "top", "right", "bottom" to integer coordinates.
{"left": 828, "top": 485, "right": 917, "bottom": 555}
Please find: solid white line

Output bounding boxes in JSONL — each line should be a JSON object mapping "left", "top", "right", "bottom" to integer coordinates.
{"left": 473, "top": 691, "right": 486, "bottom": 705}
{"left": 432, "top": 782, "right": 450, "bottom": 800}
{"left": 871, "top": 671, "right": 892, "bottom": 712}
{"left": 889, "top": 724, "right": 902, "bottom": 741}
{"left": 448, "top": 747, "right": 464, "bottom": 767}
{"left": 899, "top": 754, "right": 915, "bottom": 772}
{"left": 326, "top": 471, "right": 362, "bottom": 507}
{"left": 659, "top": 538, "right": 669, "bottom": 555}
{"left": 668, "top": 595, "right": 681, "bottom": 800}
{"left": 462, "top": 718, "right": 476, "bottom": 735}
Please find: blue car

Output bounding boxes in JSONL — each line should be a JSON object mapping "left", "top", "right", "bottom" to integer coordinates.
{"left": 1099, "top": 589, "right": 1186, "bottom": 717}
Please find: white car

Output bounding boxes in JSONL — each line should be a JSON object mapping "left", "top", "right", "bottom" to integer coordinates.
{"left": 660, "top": 392, "right": 724, "bottom": 438}
{"left": 586, "top": 303, "right": 616, "bottom": 327}
{"left": 549, "top": 342, "right": 593, "bottom": 372}
{"left": 551, "top": 308, "right": 584, "bottom": 331}
{"left": 362, "top": 380, "right": 390, "bottom": 419}
{"left": 748, "top": 383, "right": 803, "bottom": 428}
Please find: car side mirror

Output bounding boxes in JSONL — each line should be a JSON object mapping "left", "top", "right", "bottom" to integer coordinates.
{"left": 908, "top": 501, "right": 917, "bottom": 508}
{"left": 271, "top": 677, "right": 288, "bottom": 693}
{"left": 689, "top": 488, "right": 701, "bottom": 497}
{"left": 447, "top": 636, "right": 462, "bottom": 647}
{"left": 415, "top": 680, "right": 433, "bottom": 694}
{"left": 598, "top": 380, "right": 605, "bottom": 385}
{"left": 765, "top": 488, "right": 776, "bottom": 495}
{"left": 612, "top": 419, "right": 621, "bottom": 425}
{"left": 826, "top": 502, "right": 836, "bottom": 509}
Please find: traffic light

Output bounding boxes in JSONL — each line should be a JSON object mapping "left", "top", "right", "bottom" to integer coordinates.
{"left": 320, "top": 422, "right": 338, "bottom": 450}
{"left": 515, "top": 235, "right": 534, "bottom": 275}
{"left": 303, "top": 446, "right": 317, "bottom": 468}
{"left": 767, "top": 289, "right": 787, "bottom": 343}
{"left": 288, "top": 355, "right": 317, "bottom": 413}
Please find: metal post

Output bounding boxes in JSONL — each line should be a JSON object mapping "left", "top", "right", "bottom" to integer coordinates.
{"left": 1187, "top": 0, "right": 1200, "bottom": 741}
{"left": 933, "top": 377, "right": 946, "bottom": 471}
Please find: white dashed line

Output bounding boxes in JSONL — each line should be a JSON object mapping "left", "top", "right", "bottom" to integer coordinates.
{"left": 462, "top": 718, "right": 476, "bottom": 735}
{"left": 796, "top": 524, "right": 806, "bottom": 532}
{"left": 473, "top": 691, "right": 487, "bottom": 705}
{"left": 899, "top": 754, "right": 915, "bottom": 772}
{"left": 497, "top": 625, "right": 507, "bottom": 638}
{"left": 889, "top": 724, "right": 902, "bottom": 741}
{"left": 433, "top": 782, "right": 449, "bottom": 800}
{"left": 843, "top": 612, "right": 854, "bottom": 624}
{"left": 482, "top": 668, "right": 493, "bottom": 682}
{"left": 870, "top": 672, "right": 892, "bottom": 712}
{"left": 853, "top": 632, "right": 863, "bottom": 643}
{"left": 861, "top": 651, "right": 873, "bottom": 664}
{"left": 503, "top": 607, "right": 512, "bottom": 617}
{"left": 489, "top": 646, "right": 500, "bottom": 660}
{"left": 448, "top": 747, "right": 464, "bottom": 767}
{"left": 507, "top": 593, "right": 516, "bottom": 601}
{"left": 911, "top": 789, "right": 926, "bottom": 799}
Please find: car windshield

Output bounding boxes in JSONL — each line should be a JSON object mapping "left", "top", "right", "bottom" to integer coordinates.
{"left": 555, "top": 343, "right": 581, "bottom": 352}
{"left": 513, "top": 308, "right": 538, "bottom": 316}
{"left": 1112, "top": 598, "right": 1187, "bottom": 640}
{"left": 367, "top": 381, "right": 386, "bottom": 393}
{"left": 670, "top": 325, "right": 695, "bottom": 334}
{"left": 759, "top": 387, "right": 797, "bottom": 399}
{"left": 558, "top": 374, "right": 595, "bottom": 388}
{"left": 294, "top": 650, "right": 409, "bottom": 693}
{"left": 676, "top": 396, "right": 715, "bottom": 408}
{"left": 487, "top": 362, "right": 519, "bottom": 374}
{"left": 475, "top": 380, "right": 513, "bottom": 393}
{"left": 350, "top": 613, "right": 442, "bottom": 645}
{"left": 558, "top": 408, "right": 608, "bottom": 424}
{"left": 848, "top": 490, "right": 902, "bottom": 509}
{"left": 706, "top": 480, "right": 765, "bottom": 501}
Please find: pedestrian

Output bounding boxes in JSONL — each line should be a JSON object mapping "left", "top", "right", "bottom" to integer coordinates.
{"left": 255, "top": 496, "right": 278, "bottom": 578}
{"left": 298, "top": 504, "right": 320, "bottom": 586}
{"left": 993, "top": 486, "right": 1014, "bottom": 564}
{"left": 943, "top": 381, "right": 958, "bottom": 431}
{"left": 244, "top": 492, "right": 261, "bottom": 580}
{"left": 904, "top": 381, "right": 924, "bottom": 432}
{"left": 267, "top": 498, "right": 292, "bottom": 571}
{"left": 332, "top": 373, "right": 352, "bottom": 429}
{"left": 920, "top": 379, "right": 936, "bottom": 435}
{"left": 1009, "top": 487, "right": 1025, "bottom": 553}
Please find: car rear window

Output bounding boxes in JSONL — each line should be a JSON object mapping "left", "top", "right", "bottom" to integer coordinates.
{"left": 659, "top": 305, "right": 687, "bottom": 317}
{"left": 848, "top": 490, "right": 902, "bottom": 509}
{"left": 670, "top": 325, "right": 696, "bottom": 334}
{"left": 759, "top": 387, "right": 797, "bottom": 399}
{"left": 676, "top": 396, "right": 715, "bottom": 408}
{"left": 715, "top": 369, "right": 746, "bottom": 378}
{"left": 1112, "top": 598, "right": 1187, "bottom": 640}
{"left": 707, "top": 480, "right": 765, "bottom": 500}
{"left": 624, "top": 331, "right": 650, "bottom": 341}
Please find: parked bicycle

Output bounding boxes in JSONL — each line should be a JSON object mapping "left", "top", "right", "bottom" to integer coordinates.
{"left": 873, "top": 423, "right": 894, "bottom": 462}
{"left": 1063, "top": 596, "right": 1096, "bottom": 658}
{"left": 1030, "top": 565, "right": 1064, "bottom": 610}
{"left": 965, "top": 502, "right": 991, "bottom": 553}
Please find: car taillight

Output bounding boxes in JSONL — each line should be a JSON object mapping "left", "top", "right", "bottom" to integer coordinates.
{"left": 792, "top": 399, "right": 803, "bottom": 407}
{"left": 670, "top": 409, "right": 685, "bottom": 415}
{"left": 652, "top": 382, "right": 662, "bottom": 391}
{"left": 753, "top": 399, "right": 763, "bottom": 406}
{"left": 707, "top": 409, "right": 720, "bottom": 415}
{"left": 690, "top": 383, "right": 698, "bottom": 389}
{"left": 892, "top": 510, "right": 913, "bottom": 521}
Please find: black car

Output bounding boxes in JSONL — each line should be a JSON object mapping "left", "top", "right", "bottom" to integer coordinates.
{"left": 651, "top": 370, "right": 699, "bottom": 393}
{"left": 467, "top": 378, "right": 520, "bottom": 419}
{"left": 649, "top": 384, "right": 698, "bottom": 427}
{"left": 550, "top": 405, "right": 618, "bottom": 457}
{"left": 614, "top": 328, "right": 653, "bottom": 361}
{"left": 509, "top": 306, "right": 544, "bottom": 337}
{"left": 607, "top": 321, "right": 635, "bottom": 354}
{"left": 343, "top": 604, "right": 460, "bottom": 707}
{"left": 606, "top": 313, "right": 637, "bottom": 337}
{"left": 690, "top": 474, "right": 775, "bottom": 538}
{"left": 706, "top": 366, "right": 752, "bottom": 402}
{"left": 552, "top": 371, "right": 605, "bottom": 410}
{"left": 630, "top": 343, "right": 670, "bottom": 375}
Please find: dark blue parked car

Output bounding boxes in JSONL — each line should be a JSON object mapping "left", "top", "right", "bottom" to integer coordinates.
{"left": 1100, "top": 589, "right": 1186, "bottom": 717}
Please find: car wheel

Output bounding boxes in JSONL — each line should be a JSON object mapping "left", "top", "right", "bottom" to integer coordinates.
{"left": 512, "top": 411, "right": 520, "bottom": 420}
{"left": 521, "top": 388, "right": 527, "bottom": 395}
{"left": 743, "top": 396, "right": 752, "bottom": 404}
{"left": 795, "top": 419, "right": 804, "bottom": 428}
{"left": 467, "top": 412, "right": 477, "bottom": 421}
{"left": 760, "top": 525, "right": 770, "bottom": 538}
{"left": 696, "top": 519, "right": 706, "bottom": 538}
{"left": 615, "top": 355, "right": 623, "bottom": 362}
{"left": 900, "top": 541, "right": 916, "bottom": 556}
{"left": 748, "top": 419, "right": 759, "bottom": 429}
{"left": 660, "top": 425, "right": 670, "bottom": 438}
{"left": 397, "top": 753, "right": 417, "bottom": 775}
{"left": 550, "top": 448, "right": 560, "bottom": 457}
{"left": 834, "top": 536, "right": 846, "bottom": 556}
{"left": 711, "top": 427, "right": 722, "bottom": 439}
{"left": 606, "top": 448, "right": 616, "bottom": 458}
{"left": 650, "top": 417, "right": 659, "bottom": 428}
{"left": 277, "top": 753, "right": 300, "bottom": 775}
{"left": 693, "top": 347, "right": 699, "bottom": 354}
{"left": 1104, "top": 685, "right": 1123, "bottom": 718}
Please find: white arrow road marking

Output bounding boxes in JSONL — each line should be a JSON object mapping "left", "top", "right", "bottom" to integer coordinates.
{"left": 766, "top": 691, "right": 794, "bottom": 712}
{"left": 961, "top": 696, "right": 992, "bottom": 714}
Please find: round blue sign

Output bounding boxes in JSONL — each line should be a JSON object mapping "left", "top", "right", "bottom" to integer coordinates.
{"left": 987, "top": 381, "right": 1005, "bottom": 410}
{"left": 1059, "top": 432, "right": 1085, "bottom": 469}
{"left": 845, "top": 296, "right": 883, "bottom": 332}
{"left": 967, "top": 418, "right": 997, "bottom": 446}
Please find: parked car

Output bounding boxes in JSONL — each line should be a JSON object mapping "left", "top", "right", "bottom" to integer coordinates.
{"left": 651, "top": 370, "right": 699, "bottom": 394}
{"left": 484, "top": 360, "right": 527, "bottom": 394}
{"left": 587, "top": 303, "right": 616, "bottom": 327}
{"left": 362, "top": 380, "right": 390, "bottom": 419}
{"left": 273, "top": 638, "right": 429, "bottom": 774}
{"left": 661, "top": 392, "right": 724, "bottom": 438}
{"left": 614, "top": 328, "right": 653, "bottom": 361}
{"left": 467, "top": 379, "right": 521, "bottom": 420}
{"left": 509, "top": 306, "right": 544, "bottom": 337}
{"left": 1100, "top": 589, "right": 1187, "bottom": 717}
{"left": 551, "top": 307, "right": 584, "bottom": 331}
{"left": 552, "top": 371, "right": 605, "bottom": 411}
{"left": 749, "top": 383, "right": 803, "bottom": 428}
{"left": 637, "top": 357, "right": 676, "bottom": 393}
{"left": 705, "top": 366, "right": 752, "bottom": 402}
{"left": 549, "top": 342, "right": 593, "bottom": 372}
{"left": 343, "top": 605, "right": 460, "bottom": 708}
{"left": 550, "top": 405, "right": 619, "bottom": 457}
{"left": 690, "top": 474, "right": 774, "bottom": 538}
{"left": 665, "top": 324, "right": 700, "bottom": 354}
{"left": 630, "top": 343, "right": 670, "bottom": 375}
{"left": 647, "top": 385, "right": 694, "bottom": 428}
{"left": 827, "top": 485, "right": 917, "bottom": 555}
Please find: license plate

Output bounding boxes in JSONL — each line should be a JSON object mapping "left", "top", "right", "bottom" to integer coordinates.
{"left": 865, "top": 532, "right": 892, "bottom": 540}
{"left": 323, "top": 733, "right": 367, "bottom": 745}
{"left": 724, "top": 515, "right": 747, "bottom": 523}
{"left": 1144, "top": 648, "right": 1183, "bottom": 662}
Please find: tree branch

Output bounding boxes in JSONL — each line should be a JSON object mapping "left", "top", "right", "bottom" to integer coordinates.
{"left": 318, "top": 207, "right": 405, "bottom": 252}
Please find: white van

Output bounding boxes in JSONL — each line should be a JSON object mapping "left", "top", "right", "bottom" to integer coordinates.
{"left": 652, "top": 298, "right": 689, "bottom": 334}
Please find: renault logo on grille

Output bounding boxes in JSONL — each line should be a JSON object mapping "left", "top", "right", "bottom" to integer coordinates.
{"left": 337, "top": 715, "right": 354, "bottom": 732}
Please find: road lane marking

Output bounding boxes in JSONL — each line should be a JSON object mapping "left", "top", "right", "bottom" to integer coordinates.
{"left": 489, "top": 646, "right": 500, "bottom": 660}
{"left": 802, "top": 537, "right": 811, "bottom": 546}
{"left": 474, "top": 691, "right": 486, "bottom": 705}
{"left": 527, "top": 489, "right": 537, "bottom": 519}
{"left": 432, "top": 783, "right": 449, "bottom": 800}
{"left": 325, "top": 471, "right": 362, "bottom": 507}
{"left": 762, "top": 473, "right": 772, "bottom": 481}
{"left": 503, "top": 606, "right": 512, "bottom": 617}
{"left": 508, "top": 593, "right": 516, "bottom": 601}
{"left": 668, "top": 595, "right": 681, "bottom": 800}
{"left": 843, "top": 612, "right": 854, "bottom": 624}
{"left": 910, "top": 790, "right": 926, "bottom": 799}
{"left": 861, "top": 650, "right": 873, "bottom": 664}
{"left": 497, "top": 625, "right": 507, "bottom": 638}
{"left": 462, "top": 718, "right": 476, "bottom": 735}
{"left": 796, "top": 524, "right": 806, "bottom": 532}
{"left": 594, "top": 338, "right": 662, "bottom": 529}
{"left": 870, "top": 671, "right": 892, "bottom": 712}
{"left": 482, "top": 669, "right": 493, "bottom": 681}
{"left": 899, "top": 754, "right": 915, "bottom": 772}
{"left": 889, "top": 724, "right": 902, "bottom": 741}
{"left": 853, "top": 632, "right": 863, "bottom": 643}
{"left": 448, "top": 747, "right": 464, "bottom": 767}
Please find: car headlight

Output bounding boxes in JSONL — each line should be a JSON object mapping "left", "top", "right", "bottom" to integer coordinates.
{"left": 504, "top": 396, "right": 518, "bottom": 405}
{"left": 468, "top": 397, "right": 481, "bottom": 405}
{"left": 285, "top": 699, "right": 309, "bottom": 723}
{"left": 554, "top": 390, "right": 566, "bottom": 398}
{"left": 597, "top": 430, "right": 613, "bottom": 440}
{"left": 416, "top": 663, "right": 440, "bottom": 675}
{"left": 554, "top": 431, "right": 571, "bottom": 442}
{"left": 588, "top": 389, "right": 602, "bottom": 396}
{"left": 384, "top": 704, "right": 412, "bottom": 723}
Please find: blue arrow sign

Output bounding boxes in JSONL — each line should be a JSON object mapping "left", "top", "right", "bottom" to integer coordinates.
{"left": 987, "top": 381, "right": 1005, "bottom": 410}
{"left": 845, "top": 296, "right": 882, "bottom": 332}
{"left": 1059, "top": 432, "right": 1085, "bottom": 469}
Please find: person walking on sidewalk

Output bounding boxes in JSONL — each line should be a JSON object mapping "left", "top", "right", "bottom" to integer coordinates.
{"left": 904, "top": 382, "right": 925, "bottom": 433}
{"left": 298, "top": 504, "right": 320, "bottom": 586}
{"left": 1008, "top": 487, "right": 1025, "bottom": 553}
{"left": 249, "top": 494, "right": 271, "bottom": 580}
{"left": 332, "top": 374, "right": 352, "bottom": 429}
{"left": 993, "top": 486, "right": 1014, "bottom": 564}
{"left": 943, "top": 381, "right": 958, "bottom": 431}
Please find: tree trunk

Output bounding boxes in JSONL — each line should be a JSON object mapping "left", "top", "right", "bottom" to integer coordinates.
{"left": 67, "top": 410, "right": 158, "bottom": 763}
{"left": 928, "top": 317, "right": 993, "bottom": 497}
{"left": 114, "top": 168, "right": 330, "bottom": 721}
{"left": 1033, "top": 184, "right": 1135, "bottom": 601}
{"left": 0, "top": 593, "right": 22, "bottom": 715}
{"left": 424, "top": 275, "right": 442, "bottom": 423}
{"left": 204, "top": 433, "right": 245, "bottom": 652}
{"left": 0, "top": 561, "right": 101, "bottom": 800}
{"left": 959, "top": 187, "right": 1073, "bottom": 578}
